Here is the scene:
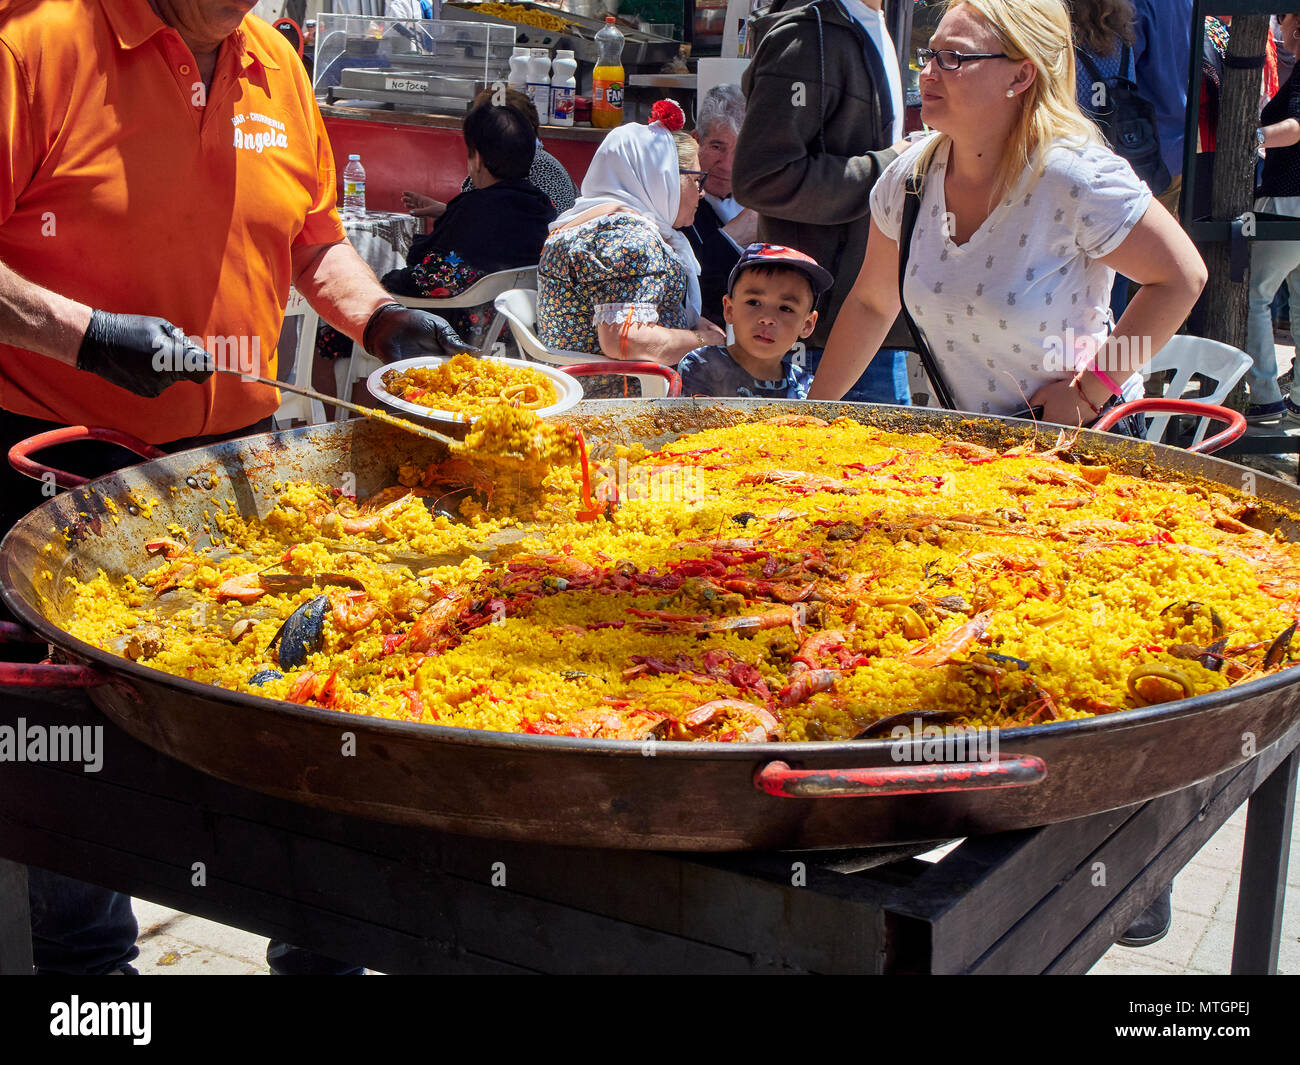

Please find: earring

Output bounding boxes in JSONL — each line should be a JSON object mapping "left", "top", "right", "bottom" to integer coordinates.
{"left": 1006, "top": 89, "right": 1015, "bottom": 97}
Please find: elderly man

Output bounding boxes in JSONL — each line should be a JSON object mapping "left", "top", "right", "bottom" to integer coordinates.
{"left": 0, "top": 0, "right": 463, "bottom": 974}
{"left": 681, "top": 85, "right": 757, "bottom": 325}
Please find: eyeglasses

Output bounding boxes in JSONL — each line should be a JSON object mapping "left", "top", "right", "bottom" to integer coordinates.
{"left": 679, "top": 169, "right": 707, "bottom": 192}
{"left": 917, "top": 48, "right": 1009, "bottom": 70}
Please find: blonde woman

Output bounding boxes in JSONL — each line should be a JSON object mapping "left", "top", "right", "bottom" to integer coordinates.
{"left": 808, "top": 0, "right": 1205, "bottom": 429}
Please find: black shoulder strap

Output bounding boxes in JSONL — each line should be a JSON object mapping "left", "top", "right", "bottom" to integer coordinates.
{"left": 898, "top": 171, "right": 957, "bottom": 411}
{"left": 1077, "top": 47, "right": 1105, "bottom": 86}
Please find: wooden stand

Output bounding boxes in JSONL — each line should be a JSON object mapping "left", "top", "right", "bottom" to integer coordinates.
{"left": 0, "top": 689, "right": 1294, "bottom": 974}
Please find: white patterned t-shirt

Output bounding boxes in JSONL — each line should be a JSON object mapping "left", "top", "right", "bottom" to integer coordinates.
{"left": 870, "top": 137, "right": 1152, "bottom": 416}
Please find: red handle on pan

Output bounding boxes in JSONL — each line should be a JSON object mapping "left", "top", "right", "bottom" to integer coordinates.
{"left": 1092, "top": 398, "right": 1247, "bottom": 455}
{"left": 561, "top": 362, "right": 683, "bottom": 397}
{"left": 8, "top": 426, "right": 166, "bottom": 489}
{"left": 754, "top": 755, "right": 1047, "bottom": 798}
{"left": 0, "top": 622, "right": 107, "bottom": 688}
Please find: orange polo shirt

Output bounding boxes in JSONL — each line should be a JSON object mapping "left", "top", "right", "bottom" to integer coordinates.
{"left": 0, "top": 0, "right": 346, "bottom": 442}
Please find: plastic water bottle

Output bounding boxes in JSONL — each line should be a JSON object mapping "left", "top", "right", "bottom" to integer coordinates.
{"left": 550, "top": 50, "right": 577, "bottom": 127}
{"left": 592, "top": 17, "right": 625, "bottom": 129}
{"left": 342, "top": 154, "right": 366, "bottom": 215}
{"left": 507, "top": 46, "right": 529, "bottom": 92}
{"left": 527, "top": 48, "right": 552, "bottom": 125}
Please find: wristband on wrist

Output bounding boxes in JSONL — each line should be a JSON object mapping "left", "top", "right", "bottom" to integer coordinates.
{"left": 1088, "top": 366, "right": 1124, "bottom": 397}
{"left": 1070, "top": 377, "right": 1102, "bottom": 416}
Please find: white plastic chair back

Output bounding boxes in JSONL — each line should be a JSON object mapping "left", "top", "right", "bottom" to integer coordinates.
{"left": 492, "top": 288, "right": 673, "bottom": 398}
{"left": 333, "top": 270, "right": 542, "bottom": 416}
{"left": 1140, "top": 335, "right": 1252, "bottom": 446}
{"left": 398, "top": 267, "right": 538, "bottom": 356}
{"left": 274, "top": 287, "right": 327, "bottom": 428}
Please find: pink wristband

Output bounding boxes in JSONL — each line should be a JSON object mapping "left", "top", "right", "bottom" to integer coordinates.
{"left": 1088, "top": 367, "right": 1124, "bottom": 397}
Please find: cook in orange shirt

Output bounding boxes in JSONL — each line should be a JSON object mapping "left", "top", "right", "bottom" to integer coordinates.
{"left": 0, "top": 0, "right": 464, "bottom": 445}
{"left": 0, "top": 0, "right": 466, "bottom": 978}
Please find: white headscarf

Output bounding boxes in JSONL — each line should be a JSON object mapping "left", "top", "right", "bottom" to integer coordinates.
{"left": 551, "top": 122, "right": 703, "bottom": 325}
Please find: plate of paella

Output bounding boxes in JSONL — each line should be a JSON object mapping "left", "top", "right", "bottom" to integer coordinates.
{"left": 368, "top": 353, "right": 583, "bottom": 425}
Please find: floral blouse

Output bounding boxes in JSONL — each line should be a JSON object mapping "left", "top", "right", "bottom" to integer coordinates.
{"left": 538, "top": 212, "right": 689, "bottom": 355}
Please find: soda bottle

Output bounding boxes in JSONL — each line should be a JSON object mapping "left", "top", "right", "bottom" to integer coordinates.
{"left": 342, "top": 154, "right": 366, "bottom": 215}
{"left": 592, "top": 16, "right": 625, "bottom": 129}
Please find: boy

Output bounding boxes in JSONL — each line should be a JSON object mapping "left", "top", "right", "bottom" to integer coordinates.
{"left": 678, "top": 243, "right": 833, "bottom": 398}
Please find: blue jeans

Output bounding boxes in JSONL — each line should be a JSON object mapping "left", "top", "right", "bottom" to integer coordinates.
{"left": 28, "top": 866, "right": 138, "bottom": 975}
{"left": 1245, "top": 231, "right": 1300, "bottom": 406}
{"left": 802, "top": 347, "right": 911, "bottom": 405}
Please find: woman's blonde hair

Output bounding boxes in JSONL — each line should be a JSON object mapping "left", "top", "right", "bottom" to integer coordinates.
{"left": 914, "top": 0, "right": 1100, "bottom": 205}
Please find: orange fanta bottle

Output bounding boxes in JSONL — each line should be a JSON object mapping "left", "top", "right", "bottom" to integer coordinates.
{"left": 592, "top": 16, "right": 625, "bottom": 129}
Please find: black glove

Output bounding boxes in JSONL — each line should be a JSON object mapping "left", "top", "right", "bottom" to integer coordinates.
{"left": 76, "top": 310, "right": 214, "bottom": 398}
{"left": 363, "top": 302, "right": 469, "bottom": 360}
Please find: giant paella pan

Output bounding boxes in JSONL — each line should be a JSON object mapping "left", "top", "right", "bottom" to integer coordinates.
{"left": 2, "top": 398, "right": 1298, "bottom": 850}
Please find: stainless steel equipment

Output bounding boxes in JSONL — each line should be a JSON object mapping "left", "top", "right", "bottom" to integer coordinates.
{"left": 315, "top": 14, "right": 516, "bottom": 112}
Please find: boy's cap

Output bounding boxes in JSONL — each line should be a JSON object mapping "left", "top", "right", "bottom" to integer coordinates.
{"left": 728, "top": 243, "right": 834, "bottom": 300}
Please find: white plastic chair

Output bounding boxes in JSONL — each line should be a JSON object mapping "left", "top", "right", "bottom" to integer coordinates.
{"left": 273, "top": 287, "right": 327, "bottom": 428}
{"left": 1140, "top": 335, "right": 1252, "bottom": 446}
{"left": 333, "top": 268, "right": 540, "bottom": 419}
{"left": 403, "top": 266, "right": 538, "bottom": 357}
{"left": 492, "top": 288, "right": 676, "bottom": 399}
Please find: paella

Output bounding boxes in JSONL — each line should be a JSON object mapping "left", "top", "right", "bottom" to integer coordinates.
{"left": 60, "top": 411, "right": 1300, "bottom": 743}
{"left": 379, "top": 353, "right": 558, "bottom": 416}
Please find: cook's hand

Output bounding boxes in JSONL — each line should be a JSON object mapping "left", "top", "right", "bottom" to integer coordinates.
{"left": 76, "top": 310, "right": 214, "bottom": 398}
{"left": 364, "top": 303, "right": 469, "bottom": 360}
{"left": 401, "top": 190, "right": 446, "bottom": 219}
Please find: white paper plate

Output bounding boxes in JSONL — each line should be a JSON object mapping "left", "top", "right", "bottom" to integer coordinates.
{"left": 366, "top": 356, "right": 583, "bottom": 425}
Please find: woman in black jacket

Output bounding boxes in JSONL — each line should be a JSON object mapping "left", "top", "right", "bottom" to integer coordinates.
{"left": 380, "top": 103, "right": 556, "bottom": 346}
{"left": 1244, "top": 12, "right": 1300, "bottom": 423}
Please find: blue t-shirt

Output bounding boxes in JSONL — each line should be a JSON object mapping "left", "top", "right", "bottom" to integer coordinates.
{"left": 677, "top": 345, "right": 814, "bottom": 399}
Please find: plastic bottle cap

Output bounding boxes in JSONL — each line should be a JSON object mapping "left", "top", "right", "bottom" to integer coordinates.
{"left": 348, "top": 154, "right": 360, "bottom": 160}
{"left": 605, "top": 15, "right": 615, "bottom": 21}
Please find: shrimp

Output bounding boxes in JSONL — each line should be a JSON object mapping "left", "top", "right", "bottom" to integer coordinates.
{"left": 682, "top": 699, "right": 783, "bottom": 742}
{"left": 907, "top": 611, "right": 993, "bottom": 667}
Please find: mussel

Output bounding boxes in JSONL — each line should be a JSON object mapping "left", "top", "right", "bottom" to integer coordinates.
{"left": 268, "top": 594, "right": 330, "bottom": 670}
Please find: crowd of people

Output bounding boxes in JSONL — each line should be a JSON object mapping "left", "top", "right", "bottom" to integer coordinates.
{"left": 0, "top": 0, "right": 1292, "bottom": 973}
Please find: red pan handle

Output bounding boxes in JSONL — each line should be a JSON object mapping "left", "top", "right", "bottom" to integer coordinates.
{"left": 754, "top": 755, "right": 1047, "bottom": 798}
{"left": 8, "top": 426, "right": 166, "bottom": 489}
{"left": 0, "top": 622, "right": 107, "bottom": 688}
{"left": 561, "top": 362, "right": 683, "bottom": 397}
{"left": 1091, "top": 398, "right": 1246, "bottom": 455}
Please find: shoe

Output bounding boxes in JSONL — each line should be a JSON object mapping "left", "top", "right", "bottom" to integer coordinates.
{"left": 1286, "top": 397, "right": 1300, "bottom": 422}
{"left": 1118, "top": 885, "right": 1172, "bottom": 947}
{"left": 1245, "top": 401, "right": 1287, "bottom": 424}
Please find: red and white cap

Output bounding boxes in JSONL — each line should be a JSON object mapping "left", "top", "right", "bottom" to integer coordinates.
{"left": 727, "top": 243, "right": 835, "bottom": 298}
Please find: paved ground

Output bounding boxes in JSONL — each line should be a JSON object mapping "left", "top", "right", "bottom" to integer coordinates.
{"left": 125, "top": 343, "right": 1300, "bottom": 975}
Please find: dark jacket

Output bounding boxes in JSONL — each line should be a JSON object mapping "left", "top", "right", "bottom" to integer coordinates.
{"left": 732, "top": 0, "right": 903, "bottom": 347}
{"left": 681, "top": 198, "right": 741, "bottom": 325}
{"left": 383, "top": 178, "right": 556, "bottom": 295}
